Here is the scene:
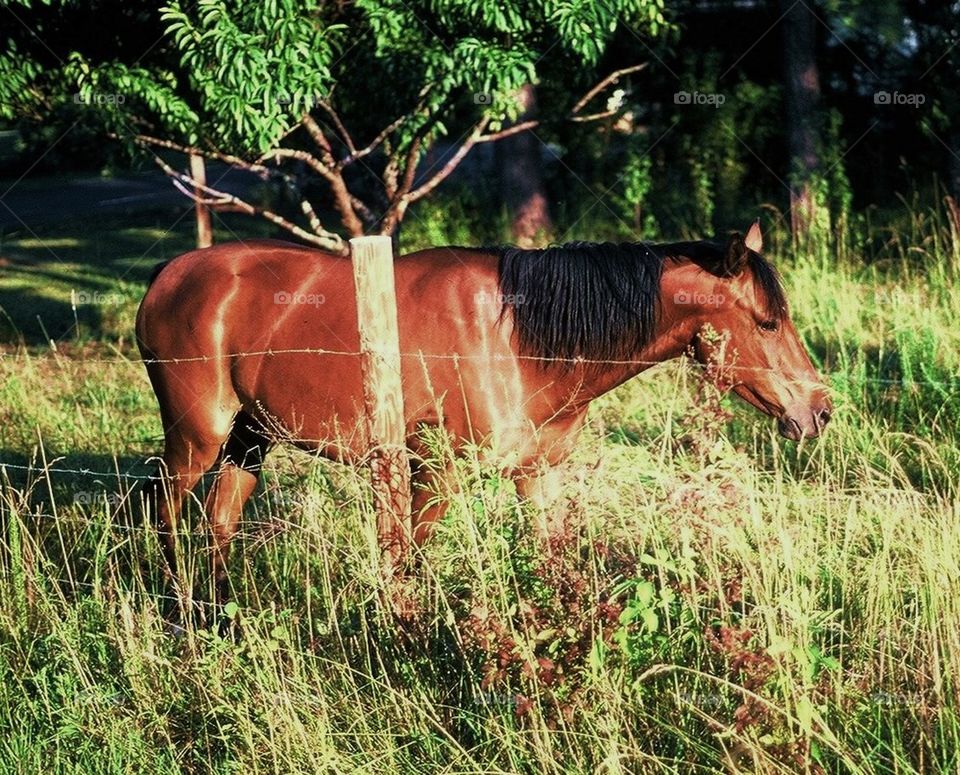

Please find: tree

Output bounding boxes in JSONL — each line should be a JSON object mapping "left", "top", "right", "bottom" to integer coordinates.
{"left": 498, "top": 84, "right": 553, "bottom": 246}
{"left": 1, "top": 0, "right": 667, "bottom": 253}
{"left": 779, "top": 0, "right": 825, "bottom": 240}
{"left": 904, "top": 0, "right": 960, "bottom": 229}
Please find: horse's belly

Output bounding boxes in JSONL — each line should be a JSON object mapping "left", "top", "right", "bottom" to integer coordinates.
{"left": 230, "top": 349, "right": 538, "bottom": 464}
{"left": 230, "top": 351, "right": 368, "bottom": 459}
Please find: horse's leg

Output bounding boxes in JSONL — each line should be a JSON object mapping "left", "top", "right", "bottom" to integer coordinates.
{"left": 203, "top": 411, "right": 272, "bottom": 606}
{"left": 139, "top": 352, "right": 240, "bottom": 612}
{"left": 410, "top": 459, "right": 454, "bottom": 547}
{"left": 511, "top": 417, "right": 587, "bottom": 538}
{"left": 513, "top": 466, "right": 567, "bottom": 538}
{"left": 142, "top": 423, "right": 229, "bottom": 602}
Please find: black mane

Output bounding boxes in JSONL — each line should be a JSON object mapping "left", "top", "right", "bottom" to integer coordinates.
{"left": 494, "top": 240, "right": 786, "bottom": 362}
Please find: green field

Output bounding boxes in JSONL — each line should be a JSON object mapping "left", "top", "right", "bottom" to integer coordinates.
{"left": 0, "top": 206, "right": 959, "bottom": 773}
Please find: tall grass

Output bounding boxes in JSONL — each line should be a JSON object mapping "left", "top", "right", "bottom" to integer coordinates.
{"left": 0, "top": 204, "right": 959, "bottom": 772}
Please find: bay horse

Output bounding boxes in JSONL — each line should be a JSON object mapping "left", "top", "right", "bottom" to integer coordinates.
{"left": 137, "top": 222, "right": 831, "bottom": 603}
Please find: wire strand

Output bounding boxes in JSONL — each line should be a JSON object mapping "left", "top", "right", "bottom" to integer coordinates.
{"left": 0, "top": 347, "right": 955, "bottom": 387}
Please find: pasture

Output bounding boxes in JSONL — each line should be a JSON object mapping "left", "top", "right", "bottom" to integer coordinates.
{"left": 0, "top": 207, "right": 958, "bottom": 773}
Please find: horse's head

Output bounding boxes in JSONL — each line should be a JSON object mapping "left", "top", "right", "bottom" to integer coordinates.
{"left": 668, "top": 223, "right": 832, "bottom": 440}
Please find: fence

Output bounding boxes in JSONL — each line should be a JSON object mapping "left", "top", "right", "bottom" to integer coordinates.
{"left": 0, "top": 345, "right": 954, "bottom": 496}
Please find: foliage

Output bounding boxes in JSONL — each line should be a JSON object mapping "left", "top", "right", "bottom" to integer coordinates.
{"left": 612, "top": 148, "right": 657, "bottom": 235}
{"left": 158, "top": 0, "right": 343, "bottom": 152}
{"left": 0, "top": 0, "right": 669, "bottom": 243}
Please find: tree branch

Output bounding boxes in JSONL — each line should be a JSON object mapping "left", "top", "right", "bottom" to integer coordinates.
{"left": 378, "top": 135, "right": 423, "bottom": 234}
{"left": 317, "top": 99, "right": 357, "bottom": 155}
{"left": 132, "top": 134, "right": 272, "bottom": 177}
{"left": 133, "top": 64, "right": 647, "bottom": 242}
{"left": 149, "top": 152, "right": 348, "bottom": 255}
{"left": 301, "top": 114, "right": 328, "bottom": 150}
{"left": 398, "top": 66, "right": 646, "bottom": 207}
{"left": 570, "top": 110, "right": 622, "bottom": 123}
{"left": 254, "top": 146, "right": 374, "bottom": 226}
{"left": 338, "top": 85, "right": 434, "bottom": 170}
{"left": 260, "top": 147, "right": 335, "bottom": 181}
{"left": 300, "top": 197, "right": 325, "bottom": 235}
{"left": 569, "top": 62, "right": 647, "bottom": 116}
{"left": 338, "top": 113, "right": 408, "bottom": 170}
{"left": 475, "top": 119, "right": 540, "bottom": 143}
{"left": 301, "top": 114, "right": 340, "bottom": 170}
{"left": 406, "top": 118, "right": 490, "bottom": 204}
{"left": 263, "top": 128, "right": 365, "bottom": 236}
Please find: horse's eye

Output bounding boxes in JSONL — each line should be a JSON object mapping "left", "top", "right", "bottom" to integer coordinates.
{"left": 759, "top": 319, "right": 779, "bottom": 332}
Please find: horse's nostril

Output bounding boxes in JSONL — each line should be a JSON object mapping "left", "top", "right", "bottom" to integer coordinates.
{"left": 817, "top": 407, "right": 832, "bottom": 427}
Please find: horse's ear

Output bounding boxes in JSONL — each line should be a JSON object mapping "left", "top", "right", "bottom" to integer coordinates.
{"left": 720, "top": 232, "right": 749, "bottom": 277}
{"left": 744, "top": 219, "right": 763, "bottom": 253}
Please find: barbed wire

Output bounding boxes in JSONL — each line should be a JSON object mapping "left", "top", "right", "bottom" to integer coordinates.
{"left": 18, "top": 507, "right": 316, "bottom": 540}
{"left": 0, "top": 346, "right": 957, "bottom": 387}
{"left": 0, "top": 462, "right": 155, "bottom": 480}
{"left": 0, "top": 342, "right": 956, "bottom": 495}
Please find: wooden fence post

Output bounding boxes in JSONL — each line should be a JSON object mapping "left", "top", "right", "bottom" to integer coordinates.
{"left": 349, "top": 235, "right": 411, "bottom": 575}
{"left": 189, "top": 152, "right": 213, "bottom": 248}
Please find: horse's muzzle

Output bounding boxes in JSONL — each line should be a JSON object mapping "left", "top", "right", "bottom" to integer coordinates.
{"left": 778, "top": 402, "right": 832, "bottom": 440}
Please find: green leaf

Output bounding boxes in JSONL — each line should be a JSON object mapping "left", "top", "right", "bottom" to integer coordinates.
{"left": 796, "top": 695, "right": 815, "bottom": 735}
{"left": 641, "top": 609, "right": 659, "bottom": 633}
{"left": 635, "top": 581, "right": 655, "bottom": 607}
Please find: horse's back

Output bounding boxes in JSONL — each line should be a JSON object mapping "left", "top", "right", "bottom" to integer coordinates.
{"left": 137, "top": 240, "right": 345, "bottom": 349}
{"left": 140, "top": 241, "right": 495, "bottom": 322}
{"left": 140, "top": 240, "right": 344, "bottom": 306}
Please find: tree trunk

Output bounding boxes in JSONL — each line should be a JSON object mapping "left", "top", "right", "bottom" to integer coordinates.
{"left": 780, "top": 0, "right": 823, "bottom": 239}
{"left": 189, "top": 153, "right": 213, "bottom": 248}
{"left": 950, "top": 130, "right": 960, "bottom": 205}
{"left": 946, "top": 130, "right": 960, "bottom": 244}
{"left": 498, "top": 84, "right": 553, "bottom": 247}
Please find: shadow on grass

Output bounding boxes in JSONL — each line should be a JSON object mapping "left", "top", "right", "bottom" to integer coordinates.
{"left": 0, "top": 208, "right": 277, "bottom": 345}
{"left": 0, "top": 446, "right": 157, "bottom": 513}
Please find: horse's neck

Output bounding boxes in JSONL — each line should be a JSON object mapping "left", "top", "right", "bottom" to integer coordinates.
{"left": 566, "top": 297, "right": 695, "bottom": 401}
{"left": 521, "top": 260, "right": 701, "bottom": 407}
{"left": 575, "top": 340, "right": 686, "bottom": 401}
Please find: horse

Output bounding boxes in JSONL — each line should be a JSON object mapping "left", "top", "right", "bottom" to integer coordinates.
{"left": 136, "top": 222, "right": 831, "bottom": 605}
